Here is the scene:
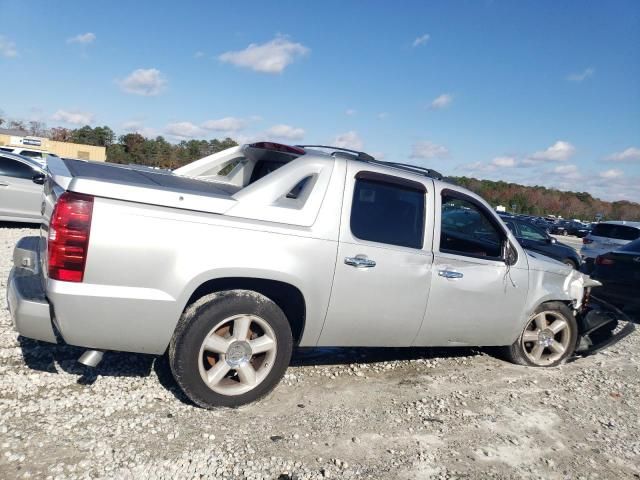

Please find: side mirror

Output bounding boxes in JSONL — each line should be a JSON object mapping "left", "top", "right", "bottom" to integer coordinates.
{"left": 32, "top": 173, "right": 46, "bottom": 185}
{"left": 548, "top": 237, "right": 557, "bottom": 244}
{"left": 503, "top": 241, "right": 518, "bottom": 265}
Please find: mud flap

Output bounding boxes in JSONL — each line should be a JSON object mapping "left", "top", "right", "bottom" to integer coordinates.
{"left": 573, "top": 295, "right": 636, "bottom": 358}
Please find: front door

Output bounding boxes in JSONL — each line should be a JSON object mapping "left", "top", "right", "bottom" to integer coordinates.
{"left": 415, "top": 189, "right": 529, "bottom": 347}
{"left": 318, "top": 167, "right": 434, "bottom": 346}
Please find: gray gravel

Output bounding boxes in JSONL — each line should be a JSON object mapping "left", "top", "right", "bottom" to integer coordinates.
{"left": 1, "top": 225, "right": 639, "bottom": 479}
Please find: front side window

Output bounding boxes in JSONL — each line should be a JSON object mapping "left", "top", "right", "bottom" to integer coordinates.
{"left": 350, "top": 176, "right": 425, "bottom": 249}
{"left": 0, "top": 157, "right": 36, "bottom": 179}
{"left": 440, "top": 194, "right": 504, "bottom": 258}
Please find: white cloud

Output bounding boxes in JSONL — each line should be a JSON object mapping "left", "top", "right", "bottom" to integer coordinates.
{"left": 218, "top": 36, "right": 309, "bottom": 74}
{"left": 67, "top": 32, "right": 96, "bottom": 45}
{"left": 122, "top": 121, "right": 158, "bottom": 138}
{"left": 333, "top": 131, "right": 363, "bottom": 150}
{"left": 264, "top": 124, "right": 305, "bottom": 140}
{"left": 118, "top": 68, "right": 167, "bottom": 96}
{"left": 51, "top": 109, "right": 94, "bottom": 125}
{"left": 429, "top": 93, "right": 453, "bottom": 110}
{"left": 376, "top": 112, "right": 388, "bottom": 120}
{"left": 491, "top": 156, "right": 517, "bottom": 168}
{"left": 410, "top": 141, "right": 449, "bottom": 160}
{"left": 566, "top": 67, "right": 595, "bottom": 82}
{"left": 164, "top": 122, "right": 203, "bottom": 139}
{"left": 412, "top": 34, "right": 430, "bottom": 47}
{"left": 345, "top": 109, "right": 357, "bottom": 116}
{"left": 529, "top": 140, "right": 576, "bottom": 162}
{"left": 606, "top": 147, "right": 640, "bottom": 163}
{"left": 201, "top": 117, "right": 247, "bottom": 132}
{"left": 0, "top": 35, "right": 18, "bottom": 57}
{"left": 599, "top": 168, "right": 623, "bottom": 179}
{"left": 552, "top": 164, "right": 579, "bottom": 175}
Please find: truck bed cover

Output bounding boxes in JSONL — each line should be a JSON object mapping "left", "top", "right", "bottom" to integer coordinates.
{"left": 48, "top": 158, "right": 237, "bottom": 214}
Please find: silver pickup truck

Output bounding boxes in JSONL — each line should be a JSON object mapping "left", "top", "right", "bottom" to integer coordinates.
{"left": 7, "top": 142, "right": 631, "bottom": 408}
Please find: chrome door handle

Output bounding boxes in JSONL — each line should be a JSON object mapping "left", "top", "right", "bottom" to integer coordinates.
{"left": 438, "top": 270, "right": 463, "bottom": 279}
{"left": 345, "top": 255, "right": 376, "bottom": 268}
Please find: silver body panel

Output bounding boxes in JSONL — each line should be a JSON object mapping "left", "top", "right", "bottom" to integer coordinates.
{"left": 7, "top": 147, "right": 595, "bottom": 354}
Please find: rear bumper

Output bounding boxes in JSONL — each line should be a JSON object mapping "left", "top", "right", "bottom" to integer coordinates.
{"left": 8, "top": 237, "right": 177, "bottom": 355}
{"left": 7, "top": 237, "right": 57, "bottom": 344}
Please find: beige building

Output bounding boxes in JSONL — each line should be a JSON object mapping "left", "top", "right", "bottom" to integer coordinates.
{"left": 0, "top": 129, "right": 106, "bottom": 161}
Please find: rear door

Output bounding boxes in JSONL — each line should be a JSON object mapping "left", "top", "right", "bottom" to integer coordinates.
{"left": 318, "top": 166, "right": 434, "bottom": 346}
{"left": 0, "top": 155, "right": 42, "bottom": 221}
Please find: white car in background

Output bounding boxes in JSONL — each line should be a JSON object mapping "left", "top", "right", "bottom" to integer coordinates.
{"left": 581, "top": 221, "right": 640, "bottom": 271}
{"left": 0, "top": 147, "right": 57, "bottom": 167}
{"left": 0, "top": 151, "right": 47, "bottom": 223}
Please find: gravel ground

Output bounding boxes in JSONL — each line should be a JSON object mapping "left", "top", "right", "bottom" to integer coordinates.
{"left": 1, "top": 225, "right": 639, "bottom": 480}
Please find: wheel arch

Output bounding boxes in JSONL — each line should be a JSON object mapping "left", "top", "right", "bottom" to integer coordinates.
{"left": 180, "top": 276, "right": 307, "bottom": 345}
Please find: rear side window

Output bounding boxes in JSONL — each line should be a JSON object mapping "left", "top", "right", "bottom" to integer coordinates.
{"left": 591, "top": 224, "right": 640, "bottom": 241}
{"left": 0, "top": 156, "right": 36, "bottom": 179}
{"left": 249, "top": 160, "right": 287, "bottom": 184}
{"left": 350, "top": 177, "right": 425, "bottom": 249}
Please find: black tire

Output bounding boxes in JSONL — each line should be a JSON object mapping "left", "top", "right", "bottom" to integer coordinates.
{"left": 562, "top": 258, "right": 578, "bottom": 269}
{"left": 503, "top": 302, "right": 577, "bottom": 367}
{"left": 169, "top": 290, "right": 293, "bottom": 408}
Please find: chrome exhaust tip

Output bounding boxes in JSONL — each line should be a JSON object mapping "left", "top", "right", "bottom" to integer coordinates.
{"left": 78, "top": 350, "right": 104, "bottom": 368}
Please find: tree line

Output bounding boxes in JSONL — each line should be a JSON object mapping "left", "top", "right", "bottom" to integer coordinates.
{"left": 0, "top": 115, "right": 237, "bottom": 170}
{"left": 2, "top": 115, "right": 638, "bottom": 220}
{"left": 452, "top": 176, "right": 640, "bottom": 222}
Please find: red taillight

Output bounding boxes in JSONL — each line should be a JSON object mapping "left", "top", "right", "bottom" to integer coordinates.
{"left": 583, "top": 237, "right": 593, "bottom": 244}
{"left": 595, "top": 256, "right": 615, "bottom": 266}
{"left": 48, "top": 192, "right": 94, "bottom": 282}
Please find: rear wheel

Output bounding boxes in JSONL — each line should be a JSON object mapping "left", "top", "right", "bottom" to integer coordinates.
{"left": 562, "top": 258, "right": 578, "bottom": 269}
{"left": 504, "top": 302, "right": 577, "bottom": 367}
{"left": 169, "top": 290, "right": 293, "bottom": 408}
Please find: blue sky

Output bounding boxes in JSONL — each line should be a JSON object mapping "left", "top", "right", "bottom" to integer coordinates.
{"left": 1, "top": 0, "right": 639, "bottom": 201}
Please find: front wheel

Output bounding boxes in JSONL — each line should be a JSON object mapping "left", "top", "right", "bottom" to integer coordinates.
{"left": 503, "top": 302, "right": 577, "bottom": 367}
{"left": 169, "top": 290, "right": 293, "bottom": 408}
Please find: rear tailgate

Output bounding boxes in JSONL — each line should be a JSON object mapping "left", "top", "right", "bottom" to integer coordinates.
{"left": 40, "top": 157, "right": 240, "bottom": 279}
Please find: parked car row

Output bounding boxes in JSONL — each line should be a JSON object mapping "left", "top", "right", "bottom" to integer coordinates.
{"left": 499, "top": 214, "right": 582, "bottom": 269}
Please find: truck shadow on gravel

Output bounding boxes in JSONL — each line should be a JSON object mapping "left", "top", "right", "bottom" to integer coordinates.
{"left": 17, "top": 336, "right": 480, "bottom": 406}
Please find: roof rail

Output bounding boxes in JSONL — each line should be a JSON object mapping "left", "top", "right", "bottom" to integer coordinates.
{"left": 370, "top": 161, "right": 444, "bottom": 181}
{"left": 295, "top": 145, "right": 375, "bottom": 162}
{"left": 297, "top": 145, "right": 443, "bottom": 181}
